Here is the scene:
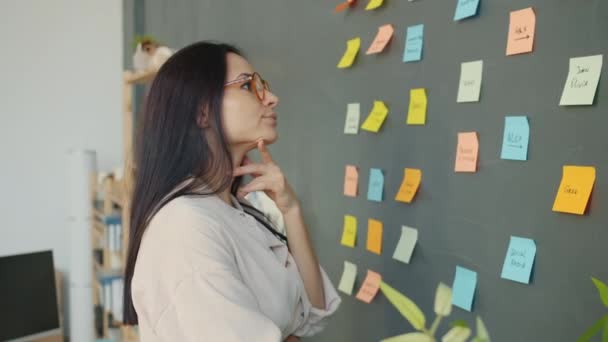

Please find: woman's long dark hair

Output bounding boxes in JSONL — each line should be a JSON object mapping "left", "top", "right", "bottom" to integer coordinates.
{"left": 122, "top": 41, "right": 283, "bottom": 325}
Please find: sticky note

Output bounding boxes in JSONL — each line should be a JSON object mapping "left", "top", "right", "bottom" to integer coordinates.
{"left": 501, "top": 236, "right": 536, "bottom": 284}
{"left": 559, "top": 55, "right": 603, "bottom": 106}
{"left": 335, "top": 0, "right": 355, "bottom": 13}
{"left": 366, "top": 219, "right": 383, "bottom": 255}
{"left": 338, "top": 261, "right": 357, "bottom": 295}
{"left": 454, "top": 0, "right": 480, "bottom": 21}
{"left": 506, "top": 7, "right": 536, "bottom": 56}
{"left": 344, "top": 103, "right": 360, "bottom": 134}
{"left": 365, "top": 0, "right": 384, "bottom": 10}
{"left": 337, "top": 37, "right": 361, "bottom": 69}
{"left": 341, "top": 215, "right": 357, "bottom": 247}
{"left": 457, "top": 60, "right": 483, "bottom": 103}
{"left": 500, "top": 116, "right": 529, "bottom": 161}
{"left": 403, "top": 24, "right": 424, "bottom": 62}
{"left": 356, "top": 270, "right": 382, "bottom": 303}
{"left": 367, "top": 168, "right": 384, "bottom": 202}
{"left": 367, "top": 24, "right": 394, "bottom": 55}
{"left": 395, "top": 168, "right": 422, "bottom": 203}
{"left": 392, "top": 226, "right": 418, "bottom": 264}
{"left": 452, "top": 266, "right": 477, "bottom": 311}
{"left": 361, "top": 101, "right": 389, "bottom": 133}
{"left": 454, "top": 132, "right": 479, "bottom": 173}
{"left": 552, "top": 165, "right": 596, "bottom": 215}
{"left": 343, "top": 165, "right": 359, "bottom": 197}
{"left": 406, "top": 88, "right": 427, "bottom": 125}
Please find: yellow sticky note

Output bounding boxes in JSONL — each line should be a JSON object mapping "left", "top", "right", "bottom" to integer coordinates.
{"left": 337, "top": 37, "right": 361, "bottom": 69}
{"left": 356, "top": 270, "right": 382, "bottom": 303}
{"left": 552, "top": 166, "right": 596, "bottom": 215}
{"left": 366, "top": 24, "right": 394, "bottom": 55}
{"left": 406, "top": 88, "right": 427, "bottom": 125}
{"left": 395, "top": 168, "right": 422, "bottom": 203}
{"left": 361, "top": 101, "right": 389, "bottom": 133}
{"left": 506, "top": 7, "right": 536, "bottom": 56}
{"left": 365, "top": 0, "right": 384, "bottom": 10}
{"left": 341, "top": 215, "right": 357, "bottom": 247}
{"left": 343, "top": 165, "right": 359, "bottom": 197}
{"left": 455, "top": 132, "right": 479, "bottom": 173}
{"left": 366, "top": 219, "right": 383, "bottom": 255}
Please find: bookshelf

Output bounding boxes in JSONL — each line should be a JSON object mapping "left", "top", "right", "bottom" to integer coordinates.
{"left": 91, "top": 68, "right": 157, "bottom": 342}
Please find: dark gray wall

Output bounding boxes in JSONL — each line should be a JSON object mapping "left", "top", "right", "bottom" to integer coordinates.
{"left": 128, "top": 1, "right": 608, "bottom": 341}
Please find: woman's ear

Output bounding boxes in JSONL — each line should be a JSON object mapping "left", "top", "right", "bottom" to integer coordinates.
{"left": 197, "top": 111, "right": 210, "bottom": 128}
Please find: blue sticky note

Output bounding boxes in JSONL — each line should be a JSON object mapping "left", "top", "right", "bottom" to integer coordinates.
{"left": 501, "top": 236, "right": 536, "bottom": 284}
{"left": 452, "top": 266, "right": 477, "bottom": 311}
{"left": 367, "top": 168, "right": 384, "bottom": 202}
{"left": 454, "top": 0, "right": 480, "bottom": 21}
{"left": 500, "top": 116, "right": 530, "bottom": 161}
{"left": 403, "top": 24, "right": 424, "bottom": 62}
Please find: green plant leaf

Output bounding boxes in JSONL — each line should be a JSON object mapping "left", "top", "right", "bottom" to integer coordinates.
{"left": 381, "top": 332, "right": 435, "bottom": 342}
{"left": 603, "top": 319, "right": 608, "bottom": 342}
{"left": 577, "top": 315, "right": 608, "bottom": 342}
{"left": 449, "top": 319, "right": 469, "bottom": 329}
{"left": 441, "top": 326, "right": 471, "bottom": 342}
{"left": 592, "top": 277, "right": 608, "bottom": 308}
{"left": 434, "top": 282, "right": 453, "bottom": 317}
{"left": 380, "top": 281, "right": 427, "bottom": 331}
{"left": 476, "top": 316, "right": 490, "bottom": 341}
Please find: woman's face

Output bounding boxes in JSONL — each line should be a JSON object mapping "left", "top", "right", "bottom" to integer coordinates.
{"left": 221, "top": 52, "right": 279, "bottom": 150}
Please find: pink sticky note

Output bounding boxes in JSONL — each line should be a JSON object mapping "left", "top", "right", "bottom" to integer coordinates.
{"left": 455, "top": 132, "right": 479, "bottom": 172}
{"left": 356, "top": 270, "right": 382, "bottom": 303}
{"left": 344, "top": 165, "right": 359, "bottom": 197}
{"left": 506, "top": 7, "right": 536, "bottom": 56}
{"left": 366, "top": 24, "right": 394, "bottom": 55}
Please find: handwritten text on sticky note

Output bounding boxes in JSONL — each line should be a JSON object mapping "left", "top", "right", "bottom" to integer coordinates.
{"left": 344, "top": 165, "right": 359, "bottom": 197}
{"left": 500, "top": 116, "right": 530, "bottom": 161}
{"left": 552, "top": 165, "right": 596, "bottom": 215}
{"left": 341, "top": 215, "right": 357, "bottom": 247}
{"left": 356, "top": 270, "right": 382, "bottom": 303}
{"left": 361, "top": 101, "right": 389, "bottom": 133}
{"left": 455, "top": 132, "right": 479, "bottom": 172}
{"left": 559, "top": 55, "right": 603, "bottom": 106}
{"left": 403, "top": 24, "right": 424, "bottom": 62}
{"left": 367, "top": 24, "right": 394, "bottom": 55}
{"left": 395, "top": 168, "right": 422, "bottom": 203}
{"left": 501, "top": 236, "right": 536, "bottom": 284}
{"left": 366, "top": 218, "right": 383, "bottom": 255}
{"left": 407, "top": 88, "right": 427, "bottom": 125}
{"left": 506, "top": 7, "right": 536, "bottom": 56}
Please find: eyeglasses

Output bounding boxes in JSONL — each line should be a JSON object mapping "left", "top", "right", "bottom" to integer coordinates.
{"left": 224, "top": 72, "right": 271, "bottom": 102}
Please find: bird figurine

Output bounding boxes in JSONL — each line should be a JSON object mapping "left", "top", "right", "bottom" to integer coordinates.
{"left": 132, "top": 35, "right": 173, "bottom": 72}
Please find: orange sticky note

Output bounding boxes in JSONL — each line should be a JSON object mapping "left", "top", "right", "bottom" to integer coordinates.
{"left": 506, "top": 7, "right": 536, "bottom": 56}
{"left": 356, "top": 270, "right": 382, "bottom": 303}
{"left": 455, "top": 132, "right": 479, "bottom": 173}
{"left": 366, "top": 24, "right": 394, "bottom": 55}
{"left": 552, "top": 166, "right": 596, "bottom": 215}
{"left": 366, "top": 219, "right": 383, "bottom": 255}
{"left": 395, "top": 168, "right": 422, "bottom": 203}
{"left": 341, "top": 215, "right": 357, "bottom": 247}
{"left": 335, "top": 0, "right": 355, "bottom": 12}
{"left": 344, "top": 165, "right": 359, "bottom": 197}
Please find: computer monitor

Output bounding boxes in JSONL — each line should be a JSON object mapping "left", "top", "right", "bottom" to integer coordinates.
{"left": 0, "top": 250, "right": 61, "bottom": 341}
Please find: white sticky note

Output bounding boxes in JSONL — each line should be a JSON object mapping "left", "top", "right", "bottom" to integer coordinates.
{"left": 559, "top": 55, "right": 603, "bottom": 106}
{"left": 392, "top": 226, "right": 418, "bottom": 264}
{"left": 344, "top": 103, "right": 360, "bottom": 134}
{"left": 457, "top": 60, "right": 483, "bottom": 103}
{"left": 338, "top": 261, "right": 358, "bottom": 295}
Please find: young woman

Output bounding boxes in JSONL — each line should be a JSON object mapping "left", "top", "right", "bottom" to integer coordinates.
{"left": 122, "top": 41, "right": 341, "bottom": 341}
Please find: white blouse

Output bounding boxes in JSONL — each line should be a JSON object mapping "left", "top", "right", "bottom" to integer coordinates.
{"left": 131, "top": 191, "right": 341, "bottom": 341}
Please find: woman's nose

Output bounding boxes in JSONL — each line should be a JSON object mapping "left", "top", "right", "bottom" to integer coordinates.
{"left": 264, "top": 90, "right": 279, "bottom": 108}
